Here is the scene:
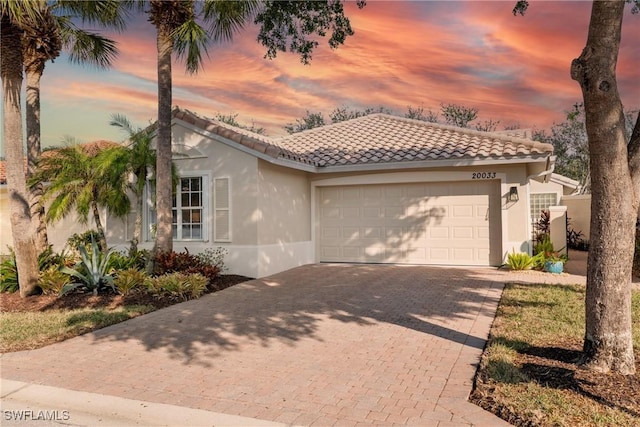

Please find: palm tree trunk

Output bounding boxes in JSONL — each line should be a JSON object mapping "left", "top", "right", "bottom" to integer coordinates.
{"left": 1, "top": 16, "right": 40, "bottom": 297}
{"left": 130, "top": 192, "right": 143, "bottom": 255}
{"left": 91, "top": 200, "right": 108, "bottom": 255}
{"left": 25, "top": 60, "right": 49, "bottom": 254}
{"left": 154, "top": 22, "right": 174, "bottom": 254}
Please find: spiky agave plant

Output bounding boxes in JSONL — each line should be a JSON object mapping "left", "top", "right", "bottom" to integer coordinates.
{"left": 61, "top": 235, "right": 115, "bottom": 295}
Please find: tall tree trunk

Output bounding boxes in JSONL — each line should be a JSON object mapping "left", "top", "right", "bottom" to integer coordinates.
{"left": 25, "top": 60, "right": 49, "bottom": 254}
{"left": 154, "top": 22, "right": 174, "bottom": 254}
{"left": 91, "top": 200, "right": 108, "bottom": 255}
{"left": 571, "top": 0, "right": 637, "bottom": 374}
{"left": 1, "top": 17, "right": 40, "bottom": 297}
{"left": 129, "top": 194, "right": 143, "bottom": 255}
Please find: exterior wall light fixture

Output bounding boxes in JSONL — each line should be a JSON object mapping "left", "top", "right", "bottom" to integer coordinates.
{"left": 508, "top": 186, "right": 519, "bottom": 202}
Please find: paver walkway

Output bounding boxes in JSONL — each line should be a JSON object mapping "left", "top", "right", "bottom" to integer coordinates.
{"left": 2, "top": 265, "right": 513, "bottom": 426}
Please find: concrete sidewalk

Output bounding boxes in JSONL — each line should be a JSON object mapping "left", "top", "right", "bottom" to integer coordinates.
{"left": 1, "top": 379, "right": 283, "bottom": 426}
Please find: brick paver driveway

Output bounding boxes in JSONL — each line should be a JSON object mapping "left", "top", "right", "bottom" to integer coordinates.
{"left": 1, "top": 265, "right": 509, "bottom": 426}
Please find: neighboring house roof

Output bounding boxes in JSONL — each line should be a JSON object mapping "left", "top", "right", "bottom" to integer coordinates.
{"left": 173, "top": 107, "right": 553, "bottom": 171}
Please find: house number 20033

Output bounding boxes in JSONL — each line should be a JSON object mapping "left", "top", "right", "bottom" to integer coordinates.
{"left": 471, "top": 172, "right": 497, "bottom": 179}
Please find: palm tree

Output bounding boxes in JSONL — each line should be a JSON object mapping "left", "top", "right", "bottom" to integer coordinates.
{"left": 109, "top": 114, "right": 179, "bottom": 254}
{"left": 146, "top": 0, "right": 258, "bottom": 253}
{"left": 1, "top": 0, "right": 43, "bottom": 297}
{"left": 32, "top": 141, "right": 131, "bottom": 254}
{"left": 21, "top": 0, "right": 123, "bottom": 254}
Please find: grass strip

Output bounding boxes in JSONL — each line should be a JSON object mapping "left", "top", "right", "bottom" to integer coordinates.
{"left": 0, "top": 305, "right": 155, "bottom": 353}
{"left": 473, "top": 283, "right": 640, "bottom": 426}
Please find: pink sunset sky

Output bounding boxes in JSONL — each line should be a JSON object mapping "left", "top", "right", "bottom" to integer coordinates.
{"left": 4, "top": 1, "right": 640, "bottom": 152}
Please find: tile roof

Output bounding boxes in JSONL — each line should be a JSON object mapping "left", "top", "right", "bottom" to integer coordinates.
{"left": 176, "top": 107, "right": 553, "bottom": 169}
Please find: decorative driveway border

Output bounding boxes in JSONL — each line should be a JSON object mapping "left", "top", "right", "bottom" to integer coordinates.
{"left": 1, "top": 265, "right": 512, "bottom": 426}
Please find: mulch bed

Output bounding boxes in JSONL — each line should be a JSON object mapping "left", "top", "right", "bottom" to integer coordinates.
{"left": 471, "top": 339, "right": 640, "bottom": 426}
{"left": 0, "top": 274, "right": 251, "bottom": 313}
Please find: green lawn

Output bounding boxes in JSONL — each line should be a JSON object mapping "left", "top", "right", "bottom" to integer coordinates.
{"left": 0, "top": 305, "right": 154, "bottom": 353}
{"left": 472, "top": 283, "right": 640, "bottom": 426}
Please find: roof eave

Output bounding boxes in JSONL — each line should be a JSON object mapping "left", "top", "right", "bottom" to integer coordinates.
{"left": 313, "top": 154, "right": 552, "bottom": 173}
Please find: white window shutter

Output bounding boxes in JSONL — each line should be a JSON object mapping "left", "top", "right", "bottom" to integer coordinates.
{"left": 214, "top": 177, "right": 231, "bottom": 241}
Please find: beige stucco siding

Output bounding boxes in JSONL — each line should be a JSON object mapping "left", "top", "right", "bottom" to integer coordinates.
{"left": 170, "top": 123, "right": 259, "bottom": 246}
{"left": 257, "top": 160, "right": 310, "bottom": 245}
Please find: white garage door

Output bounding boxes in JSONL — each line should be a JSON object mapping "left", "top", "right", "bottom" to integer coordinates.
{"left": 318, "top": 181, "right": 501, "bottom": 266}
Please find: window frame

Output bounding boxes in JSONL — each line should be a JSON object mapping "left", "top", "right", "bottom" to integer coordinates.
{"left": 145, "top": 173, "right": 210, "bottom": 242}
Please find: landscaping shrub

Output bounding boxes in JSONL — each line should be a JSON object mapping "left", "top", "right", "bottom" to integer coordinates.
{"left": 108, "top": 249, "right": 147, "bottom": 272}
{"left": 1, "top": 246, "right": 74, "bottom": 293}
{"left": 0, "top": 250, "right": 18, "bottom": 293}
{"left": 67, "top": 230, "right": 103, "bottom": 254}
{"left": 38, "top": 266, "right": 71, "bottom": 295}
{"left": 153, "top": 249, "right": 221, "bottom": 284}
{"left": 506, "top": 251, "right": 534, "bottom": 271}
{"left": 113, "top": 268, "right": 147, "bottom": 295}
{"left": 196, "top": 247, "right": 228, "bottom": 273}
{"left": 145, "top": 272, "right": 208, "bottom": 301}
{"left": 61, "top": 236, "right": 116, "bottom": 295}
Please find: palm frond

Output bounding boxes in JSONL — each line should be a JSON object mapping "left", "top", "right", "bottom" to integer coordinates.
{"left": 172, "top": 19, "right": 209, "bottom": 74}
{"left": 203, "top": 0, "right": 258, "bottom": 42}
{"left": 0, "top": 0, "right": 45, "bottom": 25}
{"left": 53, "top": 0, "right": 129, "bottom": 32}
{"left": 59, "top": 23, "right": 118, "bottom": 69}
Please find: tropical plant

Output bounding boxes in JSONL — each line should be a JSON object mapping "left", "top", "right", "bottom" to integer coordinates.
{"left": 31, "top": 142, "right": 131, "bottom": 253}
{"left": 109, "top": 114, "right": 180, "bottom": 254}
{"left": 505, "top": 251, "right": 534, "bottom": 271}
{"left": 108, "top": 250, "right": 148, "bottom": 273}
{"left": 67, "top": 230, "right": 104, "bottom": 255}
{"left": 153, "top": 249, "right": 220, "bottom": 284}
{"left": 113, "top": 268, "right": 147, "bottom": 296}
{"left": 0, "top": 250, "right": 19, "bottom": 293}
{"left": 38, "top": 266, "right": 71, "bottom": 295}
{"left": 61, "top": 236, "right": 115, "bottom": 295}
{"left": 20, "top": 1, "right": 124, "bottom": 255}
{"left": 145, "top": 272, "right": 208, "bottom": 301}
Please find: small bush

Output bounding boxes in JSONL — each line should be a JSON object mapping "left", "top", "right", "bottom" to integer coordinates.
{"left": 38, "top": 266, "right": 71, "bottom": 295}
{"left": 145, "top": 272, "right": 208, "bottom": 301}
{"left": 67, "top": 230, "right": 103, "bottom": 255}
{"left": 108, "top": 249, "right": 147, "bottom": 272}
{"left": 196, "top": 247, "right": 228, "bottom": 273}
{"left": 506, "top": 251, "right": 534, "bottom": 271}
{"left": 153, "top": 249, "right": 220, "bottom": 284}
{"left": 0, "top": 250, "right": 18, "bottom": 293}
{"left": 533, "top": 234, "right": 554, "bottom": 256}
{"left": 114, "top": 268, "right": 147, "bottom": 295}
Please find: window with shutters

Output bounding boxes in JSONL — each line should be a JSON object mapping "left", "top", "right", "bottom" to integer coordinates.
{"left": 146, "top": 175, "right": 208, "bottom": 241}
{"left": 214, "top": 177, "right": 231, "bottom": 242}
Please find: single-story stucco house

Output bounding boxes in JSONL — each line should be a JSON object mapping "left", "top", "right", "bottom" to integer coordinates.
{"left": 1, "top": 108, "right": 586, "bottom": 277}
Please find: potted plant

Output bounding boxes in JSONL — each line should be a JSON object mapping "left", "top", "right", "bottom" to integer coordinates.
{"left": 543, "top": 251, "right": 567, "bottom": 274}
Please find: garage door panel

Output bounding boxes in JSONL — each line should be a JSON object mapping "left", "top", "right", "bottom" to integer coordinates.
{"left": 319, "top": 181, "right": 501, "bottom": 266}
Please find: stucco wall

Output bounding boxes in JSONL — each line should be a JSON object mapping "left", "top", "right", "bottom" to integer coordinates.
{"left": 561, "top": 195, "right": 591, "bottom": 240}
{"left": 257, "top": 160, "right": 311, "bottom": 245}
